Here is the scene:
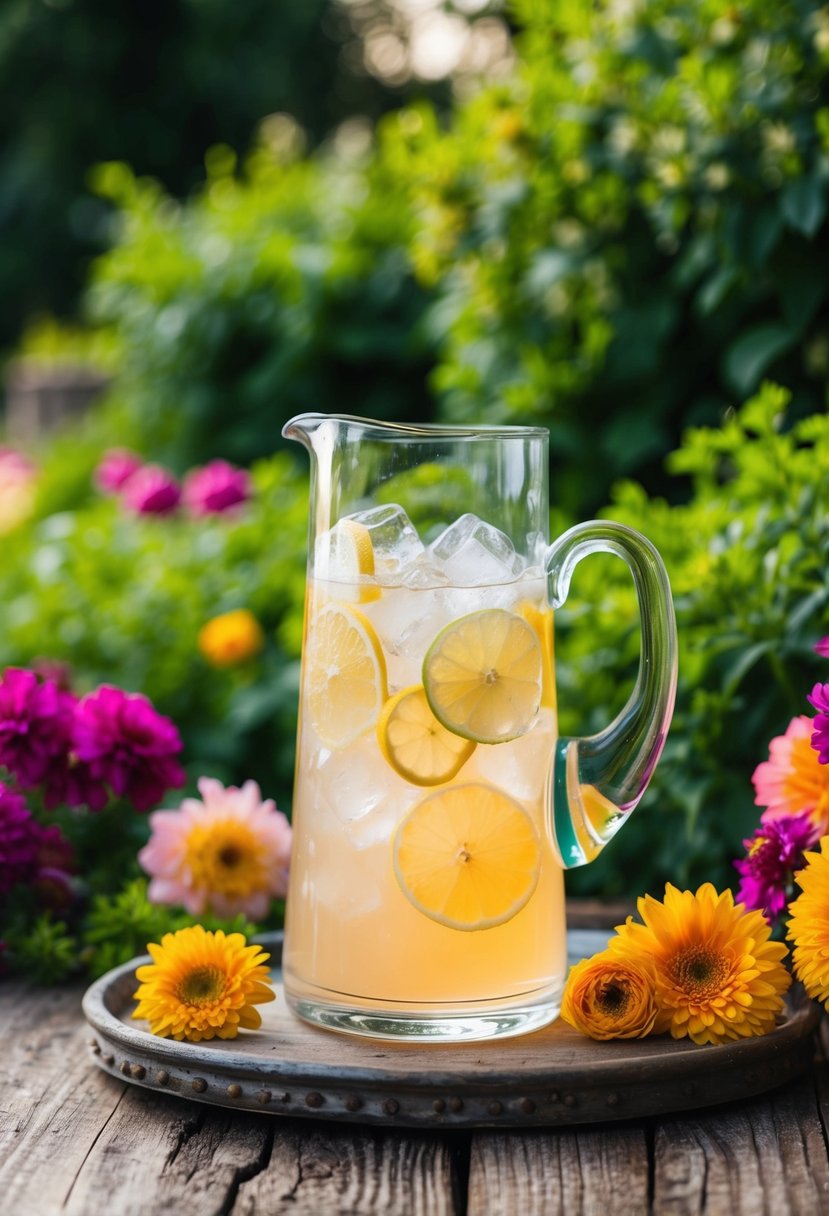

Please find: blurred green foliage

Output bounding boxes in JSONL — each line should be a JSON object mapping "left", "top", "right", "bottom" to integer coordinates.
{"left": 73, "top": 0, "right": 829, "bottom": 515}
{"left": 383, "top": 0, "right": 829, "bottom": 511}
{"left": 0, "top": 0, "right": 442, "bottom": 352}
{"left": 83, "top": 149, "right": 436, "bottom": 469}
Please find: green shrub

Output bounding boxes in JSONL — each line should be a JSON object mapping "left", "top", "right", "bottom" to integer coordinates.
{"left": 559, "top": 383, "right": 829, "bottom": 897}
{"left": 74, "top": 1, "right": 829, "bottom": 518}
{"left": 82, "top": 147, "right": 436, "bottom": 471}
{"left": 0, "top": 0, "right": 433, "bottom": 352}
{"left": 381, "top": 0, "right": 829, "bottom": 512}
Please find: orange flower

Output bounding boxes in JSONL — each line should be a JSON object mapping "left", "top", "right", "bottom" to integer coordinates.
{"left": 561, "top": 952, "right": 660, "bottom": 1040}
{"left": 198, "top": 609, "right": 265, "bottom": 667}
{"left": 132, "top": 925, "right": 274, "bottom": 1042}
{"left": 753, "top": 715, "right": 829, "bottom": 833}
{"left": 609, "top": 883, "right": 790, "bottom": 1045}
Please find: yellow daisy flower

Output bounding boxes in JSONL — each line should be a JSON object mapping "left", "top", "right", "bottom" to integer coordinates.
{"left": 608, "top": 883, "right": 790, "bottom": 1045}
{"left": 132, "top": 925, "right": 275, "bottom": 1042}
{"left": 788, "top": 838, "right": 829, "bottom": 1004}
{"left": 198, "top": 609, "right": 265, "bottom": 668}
{"left": 561, "top": 952, "right": 660, "bottom": 1040}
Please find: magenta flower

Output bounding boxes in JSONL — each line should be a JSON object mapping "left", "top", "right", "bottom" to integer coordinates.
{"left": 183, "top": 460, "right": 251, "bottom": 516}
{"left": 734, "top": 812, "right": 819, "bottom": 922}
{"left": 807, "top": 683, "right": 829, "bottom": 765}
{"left": 0, "top": 782, "right": 40, "bottom": 895}
{"left": 815, "top": 638, "right": 829, "bottom": 658}
{"left": 122, "top": 464, "right": 181, "bottom": 515}
{"left": 0, "top": 668, "right": 73, "bottom": 789}
{"left": 95, "top": 449, "right": 143, "bottom": 494}
{"left": 73, "top": 686, "right": 186, "bottom": 811}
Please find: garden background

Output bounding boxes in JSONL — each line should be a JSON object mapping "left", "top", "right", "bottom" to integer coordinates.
{"left": 1, "top": 0, "right": 828, "bottom": 979}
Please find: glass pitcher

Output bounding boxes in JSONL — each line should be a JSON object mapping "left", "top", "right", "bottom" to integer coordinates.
{"left": 282, "top": 414, "right": 677, "bottom": 1042}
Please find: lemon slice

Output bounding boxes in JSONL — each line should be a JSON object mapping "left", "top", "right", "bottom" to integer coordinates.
{"left": 315, "top": 518, "right": 380, "bottom": 604}
{"left": 518, "top": 601, "right": 556, "bottom": 710}
{"left": 306, "top": 603, "right": 388, "bottom": 748}
{"left": 393, "top": 783, "right": 541, "bottom": 931}
{"left": 377, "top": 685, "right": 476, "bottom": 787}
{"left": 422, "top": 609, "right": 542, "bottom": 744}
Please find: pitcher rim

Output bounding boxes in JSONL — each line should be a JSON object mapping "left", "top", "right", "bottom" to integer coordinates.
{"left": 282, "top": 412, "right": 549, "bottom": 441}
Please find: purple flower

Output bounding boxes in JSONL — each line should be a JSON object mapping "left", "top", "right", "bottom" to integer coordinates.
{"left": 815, "top": 638, "right": 829, "bottom": 658}
{"left": 0, "top": 668, "right": 73, "bottom": 789}
{"left": 122, "top": 465, "right": 181, "bottom": 515}
{"left": 734, "top": 812, "right": 820, "bottom": 922}
{"left": 95, "top": 449, "right": 143, "bottom": 495}
{"left": 72, "top": 686, "right": 186, "bottom": 811}
{"left": 0, "top": 782, "right": 40, "bottom": 895}
{"left": 807, "top": 683, "right": 829, "bottom": 765}
{"left": 182, "top": 460, "right": 251, "bottom": 516}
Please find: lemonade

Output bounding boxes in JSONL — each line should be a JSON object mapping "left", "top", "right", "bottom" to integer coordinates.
{"left": 283, "top": 505, "right": 568, "bottom": 1039}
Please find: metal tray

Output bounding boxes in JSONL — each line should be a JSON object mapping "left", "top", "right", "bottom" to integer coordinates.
{"left": 83, "top": 930, "right": 818, "bottom": 1129}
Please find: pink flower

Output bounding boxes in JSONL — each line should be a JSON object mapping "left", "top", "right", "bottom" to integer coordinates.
{"left": 734, "top": 812, "right": 819, "bottom": 923}
{"left": 183, "top": 460, "right": 251, "bottom": 516}
{"left": 122, "top": 464, "right": 181, "bottom": 515}
{"left": 139, "top": 776, "right": 292, "bottom": 919}
{"left": 815, "top": 638, "right": 829, "bottom": 658}
{"left": 73, "top": 686, "right": 185, "bottom": 811}
{"left": 95, "top": 449, "right": 143, "bottom": 494}
{"left": 0, "top": 668, "right": 73, "bottom": 789}
{"left": 753, "top": 715, "right": 829, "bottom": 833}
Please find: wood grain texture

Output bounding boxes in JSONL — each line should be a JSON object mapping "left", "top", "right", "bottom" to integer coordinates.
{"left": 653, "top": 1077, "right": 829, "bottom": 1215}
{"left": 466, "top": 1125, "right": 649, "bottom": 1215}
{"left": 234, "top": 1124, "right": 460, "bottom": 1216}
{"left": 0, "top": 983, "right": 129, "bottom": 1214}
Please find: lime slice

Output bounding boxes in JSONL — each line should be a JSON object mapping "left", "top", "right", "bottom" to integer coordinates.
{"left": 393, "top": 783, "right": 541, "bottom": 931}
{"left": 377, "top": 684, "right": 475, "bottom": 787}
{"left": 306, "top": 603, "right": 387, "bottom": 748}
{"left": 422, "top": 608, "right": 542, "bottom": 744}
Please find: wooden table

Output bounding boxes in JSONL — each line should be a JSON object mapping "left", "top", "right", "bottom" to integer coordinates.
{"left": 4, "top": 927, "right": 829, "bottom": 1215}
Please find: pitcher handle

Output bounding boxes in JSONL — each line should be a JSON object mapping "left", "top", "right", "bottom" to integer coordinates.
{"left": 545, "top": 521, "right": 678, "bottom": 868}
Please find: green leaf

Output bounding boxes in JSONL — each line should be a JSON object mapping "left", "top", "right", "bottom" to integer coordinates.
{"left": 781, "top": 176, "right": 827, "bottom": 238}
{"left": 723, "top": 325, "right": 796, "bottom": 396}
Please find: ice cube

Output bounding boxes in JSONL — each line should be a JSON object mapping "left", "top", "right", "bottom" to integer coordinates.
{"left": 400, "top": 557, "right": 450, "bottom": 589}
{"left": 470, "top": 709, "right": 555, "bottom": 801}
{"left": 346, "top": 504, "right": 424, "bottom": 580}
{"left": 317, "top": 734, "right": 389, "bottom": 825}
{"left": 429, "top": 513, "right": 524, "bottom": 586}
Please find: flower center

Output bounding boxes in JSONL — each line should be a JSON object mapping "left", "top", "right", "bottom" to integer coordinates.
{"left": 176, "top": 965, "right": 226, "bottom": 1005}
{"left": 218, "top": 844, "right": 242, "bottom": 868}
{"left": 669, "top": 946, "right": 730, "bottom": 999}
{"left": 596, "top": 981, "right": 630, "bottom": 1017}
{"left": 184, "top": 819, "right": 266, "bottom": 897}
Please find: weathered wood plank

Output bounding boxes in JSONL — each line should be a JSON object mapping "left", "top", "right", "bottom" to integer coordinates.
{"left": 233, "top": 1124, "right": 461, "bottom": 1216}
{"left": 467, "top": 1125, "right": 649, "bottom": 1215}
{"left": 0, "top": 983, "right": 130, "bottom": 1213}
{"left": 654, "top": 1076, "right": 829, "bottom": 1215}
{"left": 63, "top": 1090, "right": 271, "bottom": 1216}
